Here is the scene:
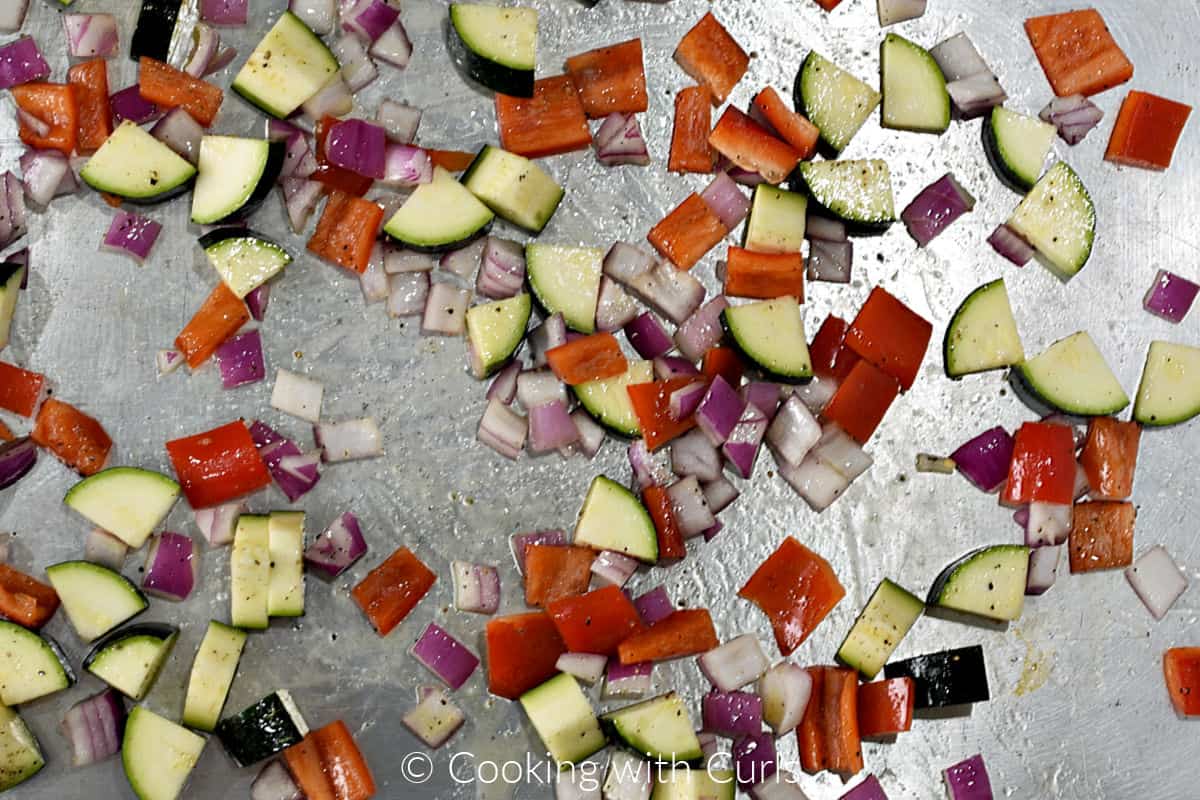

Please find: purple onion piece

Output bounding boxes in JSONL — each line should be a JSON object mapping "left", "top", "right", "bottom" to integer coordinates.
{"left": 215, "top": 330, "right": 266, "bottom": 389}
{"left": 411, "top": 623, "right": 479, "bottom": 690}
{"left": 700, "top": 171, "right": 750, "bottom": 230}
{"left": 304, "top": 511, "right": 367, "bottom": 578}
{"left": 944, "top": 754, "right": 994, "bottom": 800}
{"left": 901, "top": 172, "right": 975, "bottom": 247}
{"left": 633, "top": 586, "right": 673, "bottom": 625}
{"left": 102, "top": 210, "right": 162, "bottom": 263}
{"left": 110, "top": 86, "right": 162, "bottom": 125}
{"left": 987, "top": 224, "right": 1035, "bottom": 267}
{"left": 1143, "top": 269, "right": 1199, "bottom": 323}
{"left": 0, "top": 37, "right": 50, "bottom": 90}
{"left": 0, "top": 437, "right": 37, "bottom": 491}
{"left": 951, "top": 426, "right": 1013, "bottom": 493}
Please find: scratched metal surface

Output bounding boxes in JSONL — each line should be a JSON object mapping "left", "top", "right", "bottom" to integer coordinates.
{"left": 1, "top": 0, "right": 1198, "bottom": 797}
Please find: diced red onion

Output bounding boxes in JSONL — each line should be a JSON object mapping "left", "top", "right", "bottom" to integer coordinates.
{"left": 243, "top": 284, "right": 271, "bottom": 323}
{"left": 61, "top": 689, "right": 126, "bottom": 767}
{"left": 1025, "top": 545, "right": 1060, "bottom": 596}
{"left": 326, "top": 119, "right": 387, "bottom": 179}
{"left": 569, "top": 408, "right": 606, "bottom": 459}
{"left": 702, "top": 475, "right": 738, "bottom": 513}
{"left": 142, "top": 531, "right": 198, "bottom": 601}
{"left": 591, "top": 550, "right": 639, "bottom": 588}
{"left": 675, "top": 296, "right": 728, "bottom": 362}
{"left": 333, "top": 35, "right": 378, "bottom": 92}
{"left": 627, "top": 261, "right": 705, "bottom": 325}
{"left": 1, "top": 171, "right": 27, "bottom": 250}
{"left": 201, "top": 0, "right": 247, "bottom": 25}
{"left": 777, "top": 448, "right": 847, "bottom": 512}
{"left": 451, "top": 560, "right": 500, "bottom": 614}
{"left": 951, "top": 426, "right": 1013, "bottom": 493}
{"left": 987, "top": 224, "right": 1034, "bottom": 267}
{"left": 386, "top": 271, "right": 429, "bottom": 316}
{"left": 757, "top": 662, "right": 811, "bottom": 734}
{"left": 150, "top": 108, "right": 204, "bottom": 165}
{"left": 1040, "top": 94, "right": 1104, "bottom": 145}
{"left": 946, "top": 73, "right": 1008, "bottom": 118}
{"left": 84, "top": 528, "right": 128, "bottom": 571}
{"left": 439, "top": 238, "right": 484, "bottom": 280}
{"left": 671, "top": 428, "right": 721, "bottom": 483}
{"left": 877, "top": 0, "right": 926, "bottom": 25}
{"left": 603, "top": 242, "right": 656, "bottom": 285}
{"left": 0, "top": 37, "right": 49, "bottom": 90}
{"left": 529, "top": 313, "right": 567, "bottom": 368}
{"left": 64, "top": 14, "right": 119, "bottom": 59}
{"left": 528, "top": 400, "right": 579, "bottom": 454}
{"left": 733, "top": 732, "right": 777, "bottom": 789}
{"left": 517, "top": 370, "right": 566, "bottom": 410}
{"left": 595, "top": 277, "right": 639, "bottom": 333}
{"left": 653, "top": 355, "right": 699, "bottom": 380}
{"left": 1012, "top": 506, "right": 1031, "bottom": 530}
{"left": 110, "top": 86, "right": 162, "bottom": 125}
{"left": 250, "top": 421, "right": 322, "bottom": 502}
{"left": 215, "top": 330, "right": 266, "bottom": 389}
{"left": 384, "top": 246, "right": 435, "bottom": 273}
{"left": 700, "top": 690, "right": 763, "bottom": 738}
{"left": 314, "top": 418, "right": 383, "bottom": 462}
{"left": 304, "top": 511, "right": 367, "bottom": 578}
{"left": 604, "top": 661, "right": 653, "bottom": 699}
{"left": 205, "top": 46, "right": 239, "bottom": 76}
{"left": 723, "top": 403, "right": 768, "bottom": 478}
{"left": 302, "top": 73, "right": 354, "bottom": 119}
{"left": 624, "top": 312, "right": 672, "bottom": 360}
{"left": 342, "top": 0, "right": 397, "bottom": 41}
{"left": 696, "top": 376, "right": 745, "bottom": 446}
{"left": 1143, "top": 269, "right": 1199, "bottom": 323}
{"left": 486, "top": 361, "right": 521, "bottom": 405}
{"left": 839, "top": 775, "right": 890, "bottom": 800}
{"left": 902, "top": 173, "right": 975, "bottom": 248}
{"left": 357, "top": 243, "right": 389, "bottom": 304}
{"left": 698, "top": 634, "right": 769, "bottom": 692}
{"left": 20, "top": 149, "right": 70, "bottom": 208}
{"left": 628, "top": 439, "right": 673, "bottom": 491}
{"left": 381, "top": 144, "right": 432, "bottom": 188}
{"left": 814, "top": 424, "right": 873, "bottom": 479}
{"left": 1025, "top": 501, "right": 1071, "bottom": 547}
{"left": 668, "top": 380, "right": 708, "bottom": 422}
{"left": 510, "top": 530, "right": 565, "bottom": 574}
{"left": 277, "top": 179, "right": 322, "bottom": 237}
{"left": 556, "top": 652, "right": 607, "bottom": 685}
{"left": 477, "top": 237, "right": 526, "bottom": 300}
{"left": 1125, "top": 545, "right": 1188, "bottom": 620}
{"left": 944, "top": 754, "right": 993, "bottom": 800}
{"left": 751, "top": 771, "right": 810, "bottom": 800}
{"left": 930, "top": 33, "right": 990, "bottom": 82}
{"left": 377, "top": 99, "right": 421, "bottom": 144}
{"left": 183, "top": 23, "right": 221, "bottom": 78}
{"left": 634, "top": 586, "right": 673, "bottom": 625}
{"left": 807, "top": 239, "right": 853, "bottom": 283}
{"left": 594, "top": 112, "right": 650, "bottom": 167}
{"left": 193, "top": 500, "right": 245, "bottom": 547}
{"left": 369, "top": 19, "right": 413, "bottom": 69}
{"left": 667, "top": 476, "right": 715, "bottom": 538}
{"left": 478, "top": 398, "right": 526, "bottom": 460}
{"left": 697, "top": 731, "right": 720, "bottom": 762}
{"left": 806, "top": 213, "right": 848, "bottom": 243}
{"left": 411, "top": 623, "right": 479, "bottom": 690}
{"left": 252, "top": 760, "right": 303, "bottom": 800}
{"left": 741, "top": 382, "right": 781, "bottom": 419}
{"left": 702, "top": 520, "right": 724, "bottom": 541}
{"left": 0, "top": 0, "right": 28, "bottom": 34}
{"left": 700, "top": 172, "right": 750, "bottom": 230}
{"left": 102, "top": 210, "right": 162, "bottom": 264}
{"left": 402, "top": 686, "right": 464, "bottom": 749}
{"left": 290, "top": 0, "right": 337, "bottom": 35}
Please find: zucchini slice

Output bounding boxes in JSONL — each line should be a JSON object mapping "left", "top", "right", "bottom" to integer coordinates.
{"left": 448, "top": 4, "right": 537, "bottom": 97}
{"left": 573, "top": 359, "right": 653, "bottom": 437}
{"left": 744, "top": 185, "right": 807, "bottom": 253}
{"left": 927, "top": 545, "right": 1030, "bottom": 622}
{"left": 215, "top": 690, "right": 309, "bottom": 767}
{"left": 232, "top": 12, "right": 338, "bottom": 118}
{"left": 1006, "top": 161, "right": 1095, "bottom": 279}
{"left": 84, "top": 623, "right": 178, "bottom": 701}
{"left": 883, "top": 645, "right": 990, "bottom": 709}
{"left": 836, "top": 579, "right": 924, "bottom": 679}
{"left": 573, "top": 475, "right": 658, "bottom": 562}
{"left": 461, "top": 146, "right": 563, "bottom": 233}
{"left": 199, "top": 229, "right": 292, "bottom": 299}
{"left": 44, "top": 561, "right": 148, "bottom": 642}
{"left": 123, "top": 707, "right": 206, "bottom": 800}
{"left": 0, "top": 705, "right": 44, "bottom": 792}
{"left": 519, "top": 674, "right": 605, "bottom": 765}
{"left": 880, "top": 33, "right": 950, "bottom": 133}
{"left": 525, "top": 244, "right": 604, "bottom": 334}
{"left": 80, "top": 122, "right": 196, "bottom": 203}
{"left": 600, "top": 693, "right": 702, "bottom": 764}
{"left": 182, "top": 621, "right": 247, "bottom": 732}
{"left": 1133, "top": 340, "right": 1200, "bottom": 426}
{"left": 191, "top": 137, "right": 285, "bottom": 225}
{"left": 383, "top": 166, "right": 495, "bottom": 252}
{"left": 465, "top": 293, "right": 532, "bottom": 378}
{"left": 943, "top": 279, "right": 1025, "bottom": 377}
{"left": 267, "top": 511, "right": 306, "bottom": 618}
{"left": 722, "top": 297, "right": 812, "bottom": 383}
{"left": 984, "top": 107, "right": 1055, "bottom": 191}
{"left": 0, "top": 620, "right": 74, "bottom": 706}
{"left": 1014, "top": 331, "right": 1129, "bottom": 416}
{"left": 63, "top": 466, "right": 180, "bottom": 549}
{"left": 796, "top": 159, "right": 895, "bottom": 232}
{"left": 230, "top": 514, "right": 271, "bottom": 630}
{"left": 795, "top": 51, "right": 881, "bottom": 153}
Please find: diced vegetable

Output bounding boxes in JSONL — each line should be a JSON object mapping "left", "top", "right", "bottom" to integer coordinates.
{"left": 139, "top": 57, "right": 223, "bottom": 126}
{"left": 725, "top": 247, "right": 804, "bottom": 300}
{"left": 174, "top": 282, "right": 250, "bottom": 368}
{"left": 648, "top": 193, "right": 727, "bottom": 270}
{"left": 402, "top": 686, "right": 464, "bottom": 749}
{"left": 68, "top": 60, "right": 113, "bottom": 154}
{"left": 669, "top": 85, "right": 715, "bottom": 173}
{"left": 844, "top": 287, "right": 931, "bottom": 391}
{"left": 411, "top": 623, "right": 479, "bottom": 690}
{"left": 496, "top": 75, "right": 591, "bottom": 158}
{"left": 673, "top": 12, "right": 749, "bottom": 103}
{"left": 308, "top": 191, "right": 384, "bottom": 273}
{"left": 1079, "top": 417, "right": 1139, "bottom": 500}
{"left": 857, "top": 678, "right": 914, "bottom": 737}
{"left": 1143, "top": 270, "right": 1199, "bottom": 323}
{"left": 281, "top": 721, "right": 376, "bottom": 800}
{"left": 351, "top": 546, "right": 436, "bottom": 636}
{"left": 1024, "top": 8, "right": 1133, "bottom": 97}
{"left": 943, "top": 754, "right": 993, "bottom": 800}
{"left": 697, "top": 634, "right": 769, "bottom": 692}
{"left": 751, "top": 87, "right": 819, "bottom": 160}
{"left": 12, "top": 83, "right": 78, "bottom": 156}
{"left": 1068, "top": 501, "right": 1135, "bottom": 573}
{"left": 1105, "top": 90, "right": 1193, "bottom": 171}
{"left": 486, "top": 612, "right": 566, "bottom": 699}
{"left": 709, "top": 106, "right": 800, "bottom": 185}
{"left": 565, "top": 39, "right": 647, "bottom": 118}
{"left": 32, "top": 398, "right": 112, "bottom": 476}
{"left": 951, "top": 426, "right": 1013, "bottom": 493}
{"left": 166, "top": 421, "right": 270, "bottom": 508}
{"left": 548, "top": 585, "right": 645, "bottom": 656}
{"left": 901, "top": 173, "right": 974, "bottom": 247}
{"left": 0, "top": 563, "right": 60, "bottom": 630}
{"left": 1125, "top": 546, "right": 1187, "bottom": 620}
{"left": 799, "top": 666, "right": 863, "bottom": 777}
{"left": 1163, "top": 648, "right": 1200, "bottom": 717}
{"left": 739, "top": 537, "right": 845, "bottom": 655}
{"left": 524, "top": 544, "right": 595, "bottom": 607}
{"left": 451, "top": 561, "right": 500, "bottom": 614}
{"left": 1001, "top": 422, "right": 1077, "bottom": 506}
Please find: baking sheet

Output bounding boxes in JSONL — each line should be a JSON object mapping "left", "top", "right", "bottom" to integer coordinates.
{"left": 2, "top": 0, "right": 1199, "bottom": 797}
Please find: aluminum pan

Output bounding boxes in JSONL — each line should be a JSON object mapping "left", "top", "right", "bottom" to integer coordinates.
{"left": 1, "top": 0, "right": 1198, "bottom": 798}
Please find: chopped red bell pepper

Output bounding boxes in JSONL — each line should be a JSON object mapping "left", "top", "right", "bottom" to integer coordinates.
{"left": 547, "top": 585, "right": 645, "bottom": 656}
{"left": 0, "top": 361, "right": 45, "bottom": 417}
{"left": 814, "top": 0, "right": 845, "bottom": 10}
{"left": 564, "top": 39, "right": 648, "bottom": 118}
{"left": 856, "top": 677, "right": 915, "bottom": 737}
{"left": 426, "top": 149, "right": 477, "bottom": 173}
{"left": 616, "top": 608, "right": 719, "bottom": 665}
{"left": 627, "top": 378, "right": 699, "bottom": 451}
{"left": 283, "top": 720, "right": 376, "bottom": 800}
{"left": 138, "top": 57, "right": 223, "bottom": 127}
{"left": 844, "top": 287, "right": 932, "bottom": 391}
{"left": 545, "top": 333, "right": 628, "bottom": 385}
{"left": 31, "top": 398, "right": 112, "bottom": 476}
{"left": 668, "top": 85, "right": 715, "bottom": 174}
{"left": 350, "top": 546, "right": 436, "bottom": 637}
{"left": 809, "top": 315, "right": 849, "bottom": 379}
{"left": 1164, "top": 647, "right": 1200, "bottom": 717}
{"left": 1024, "top": 8, "right": 1133, "bottom": 98}
{"left": 647, "top": 193, "right": 727, "bottom": 270}
{"left": 820, "top": 359, "right": 900, "bottom": 444}
{"left": 67, "top": 59, "right": 112, "bottom": 154}
{"left": 0, "top": 563, "right": 60, "bottom": 630}
{"left": 724, "top": 246, "right": 804, "bottom": 300}
{"left": 524, "top": 544, "right": 595, "bottom": 607}
{"left": 643, "top": 485, "right": 685, "bottom": 560}
{"left": 307, "top": 190, "right": 384, "bottom": 274}
{"left": 751, "top": 87, "right": 820, "bottom": 161}
{"left": 1079, "top": 417, "right": 1140, "bottom": 500}
{"left": 798, "top": 666, "right": 863, "bottom": 776}
{"left": 1105, "top": 90, "right": 1193, "bottom": 171}
{"left": 708, "top": 106, "right": 801, "bottom": 186}
{"left": 1068, "top": 500, "right": 1135, "bottom": 573}
{"left": 1001, "top": 421, "right": 1077, "bottom": 506}
{"left": 313, "top": 116, "right": 374, "bottom": 196}
{"left": 175, "top": 282, "right": 250, "bottom": 369}
{"left": 701, "top": 347, "right": 743, "bottom": 388}
{"left": 486, "top": 612, "right": 567, "bottom": 699}
{"left": 739, "top": 536, "right": 845, "bottom": 656}
{"left": 673, "top": 12, "right": 749, "bottom": 104}
{"left": 496, "top": 75, "right": 591, "bottom": 159}
{"left": 11, "top": 83, "right": 78, "bottom": 155}
{"left": 165, "top": 420, "right": 271, "bottom": 509}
